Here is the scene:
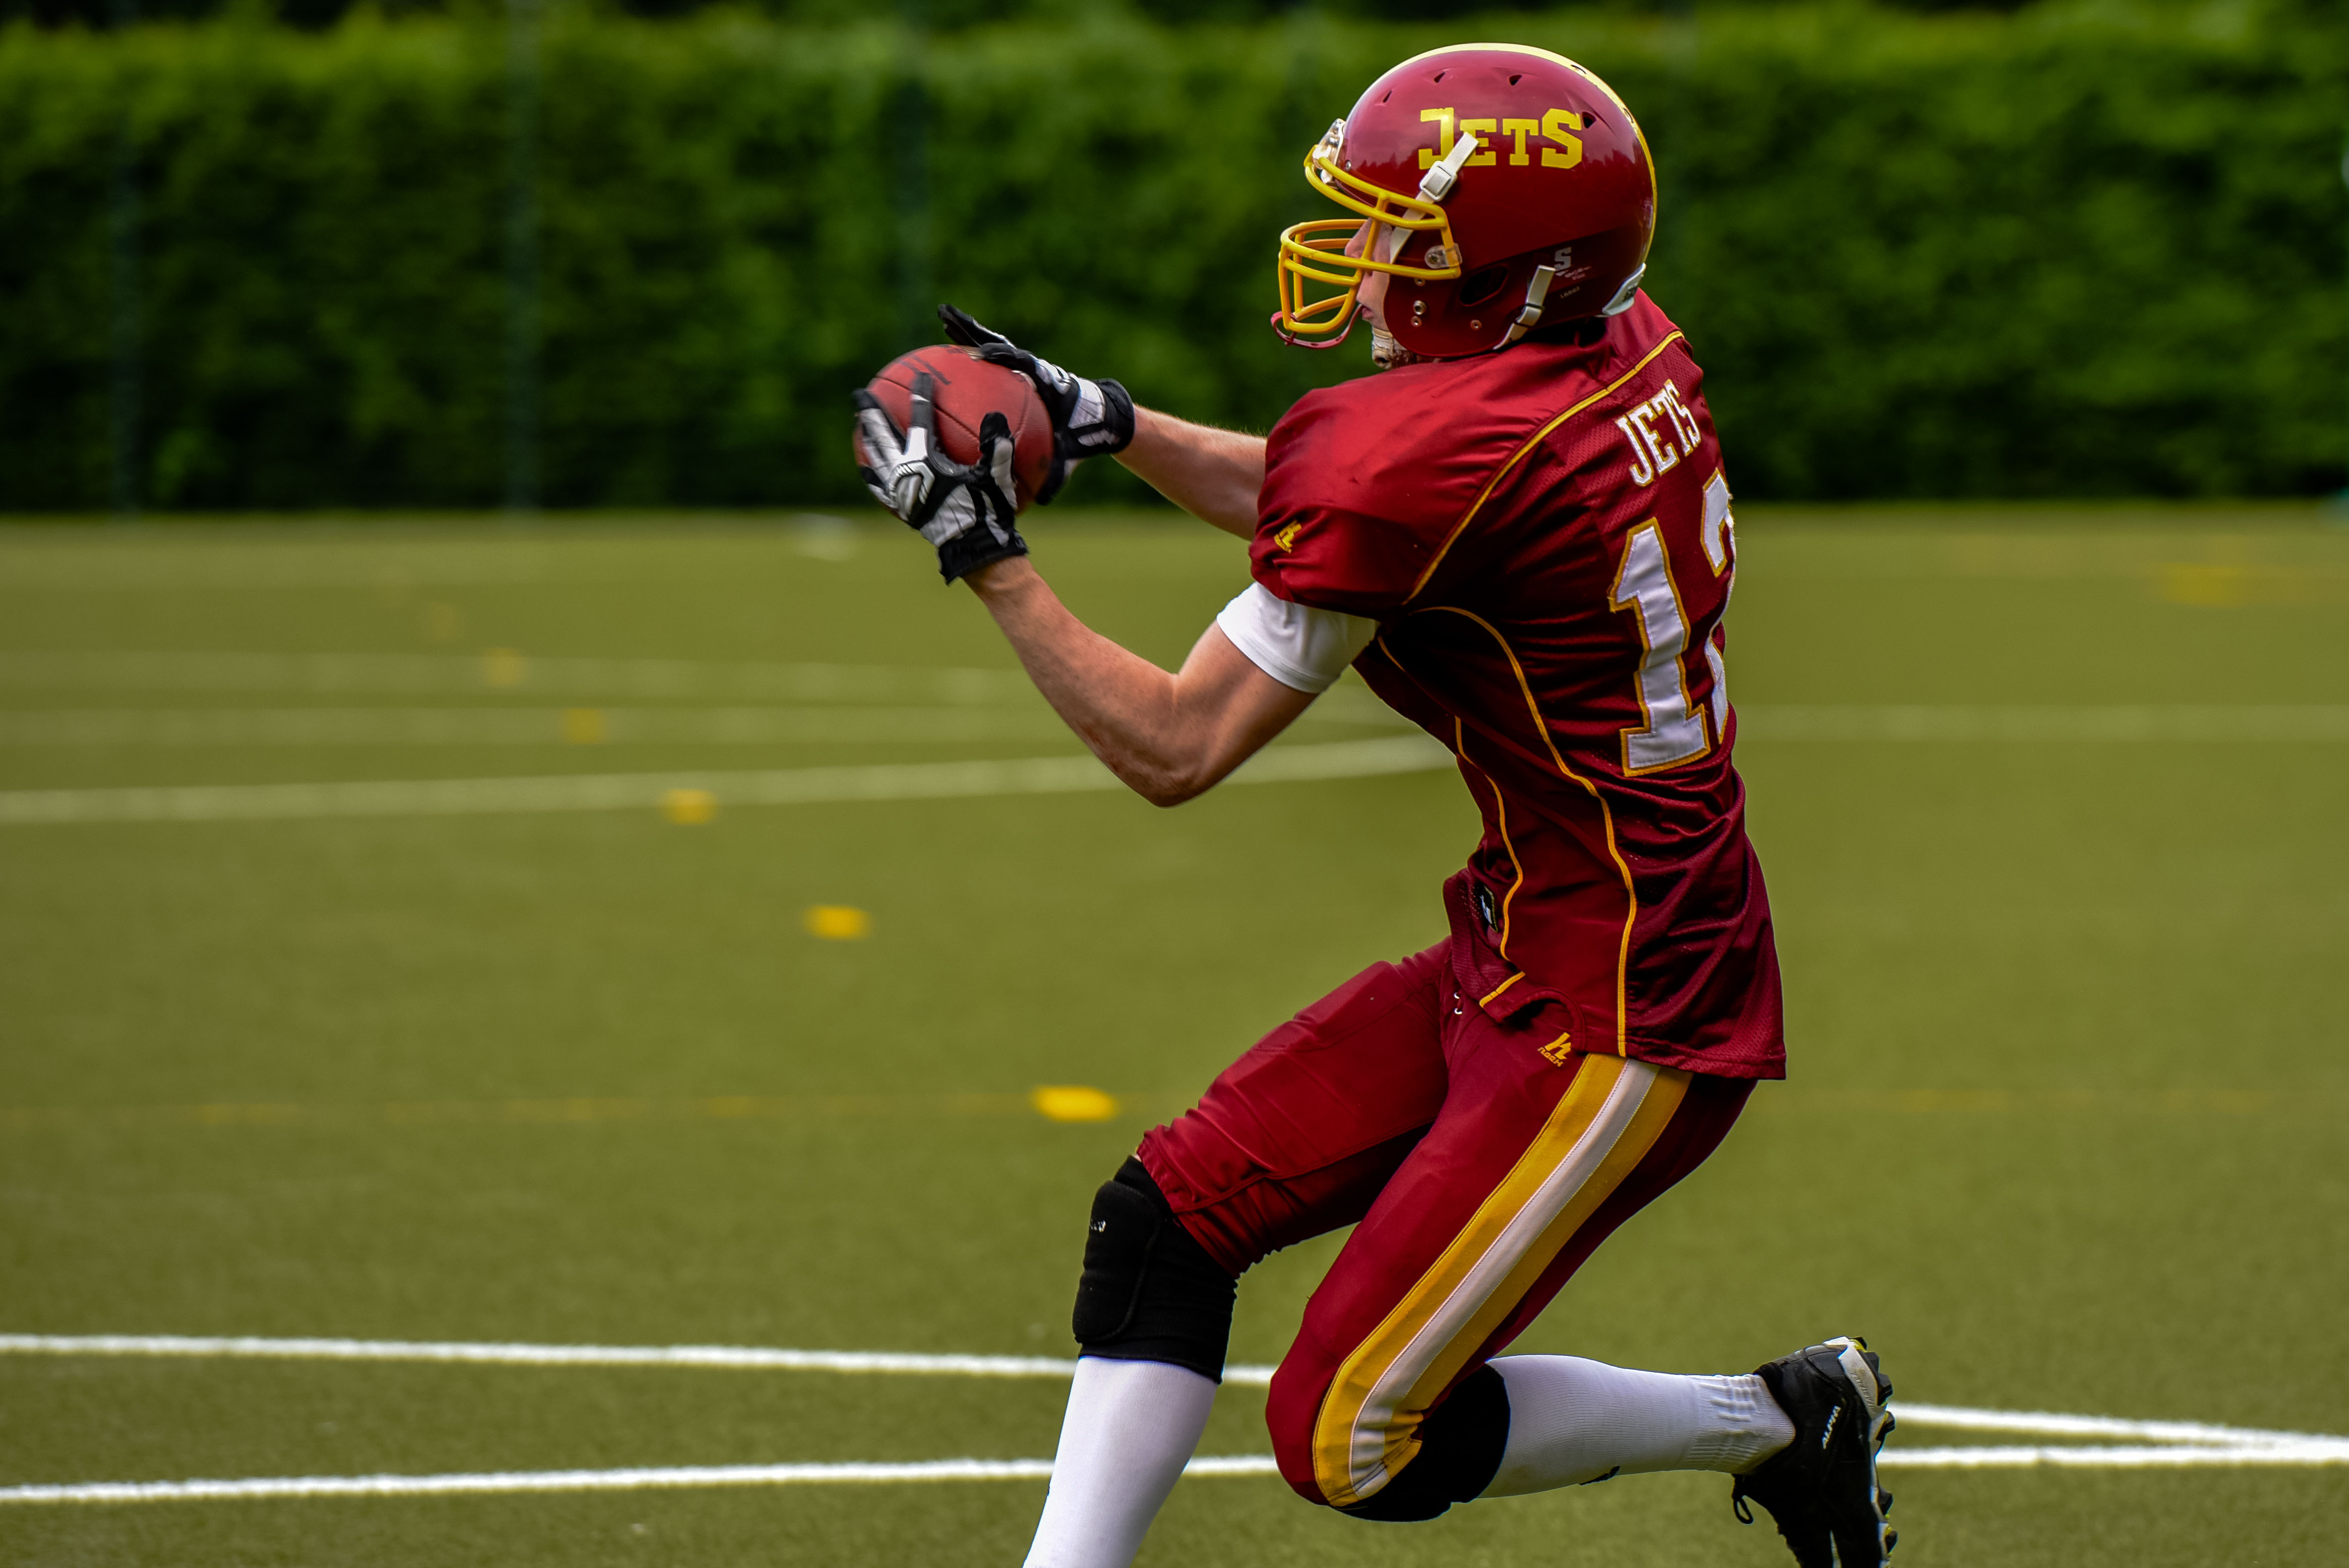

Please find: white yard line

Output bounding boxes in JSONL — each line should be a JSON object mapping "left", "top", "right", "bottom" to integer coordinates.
{"left": 0, "top": 705, "right": 1408, "bottom": 748}
{"left": 0, "top": 652, "right": 1403, "bottom": 725}
{"left": 26, "top": 698, "right": 2343, "bottom": 828}
{"left": 1891, "top": 1402, "right": 2337, "bottom": 1450}
{"left": 0, "top": 707, "right": 1081, "bottom": 747}
{"left": 1881, "top": 1443, "right": 2349, "bottom": 1468}
{"left": 0, "top": 652, "right": 1032, "bottom": 704}
{"left": 0, "top": 736, "right": 1454, "bottom": 826}
{"left": 0, "top": 1334, "right": 1085, "bottom": 1380}
{"left": 8, "top": 1441, "right": 2349, "bottom": 1507}
{"left": 0, "top": 1458, "right": 1064, "bottom": 1505}
{"left": 2, "top": 704, "right": 2337, "bottom": 826}
{"left": 6, "top": 1333, "right": 2339, "bottom": 1452}
{"left": 4, "top": 1333, "right": 2340, "bottom": 1506}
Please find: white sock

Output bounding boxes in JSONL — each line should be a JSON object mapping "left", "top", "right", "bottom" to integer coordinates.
{"left": 1021, "top": 1356, "right": 1218, "bottom": 1568}
{"left": 1481, "top": 1354, "right": 1794, "bottom": 1496}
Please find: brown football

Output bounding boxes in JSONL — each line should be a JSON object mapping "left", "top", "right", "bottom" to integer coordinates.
{"left": 856, "top": 345, "right": 1054, "bottom": 512}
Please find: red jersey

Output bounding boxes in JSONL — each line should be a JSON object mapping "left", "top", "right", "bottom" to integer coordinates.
{"left": 1253, "top": 295, "right": 1783, "bottom": 1079}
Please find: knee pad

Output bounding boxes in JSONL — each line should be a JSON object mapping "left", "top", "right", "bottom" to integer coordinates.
{"left": 1335, "top": 1364, "right": 1511, "bottom": 1523}
{"left": 1070, "top": 1157, "right": 1236, "bottom": 1383}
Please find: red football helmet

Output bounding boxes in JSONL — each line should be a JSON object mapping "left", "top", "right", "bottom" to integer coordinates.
{"left": 1274, "top": 43, "right": 1657, "bottom": 361}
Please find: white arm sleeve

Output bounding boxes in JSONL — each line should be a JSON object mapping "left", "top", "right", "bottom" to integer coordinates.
{"left": 1214, "top": 581, "right": 1380, "bottom": 695}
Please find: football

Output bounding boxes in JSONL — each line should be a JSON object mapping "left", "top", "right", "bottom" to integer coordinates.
{"left": 857, "top": 345, "right": 1054, "bottom": 511}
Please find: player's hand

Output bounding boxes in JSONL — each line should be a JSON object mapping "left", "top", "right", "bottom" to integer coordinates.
{"left": 852, "top": 370, "right": 1029, "bottom": 583}
{"left": 938, "top": 303, "right": 1134, "bottom": 504}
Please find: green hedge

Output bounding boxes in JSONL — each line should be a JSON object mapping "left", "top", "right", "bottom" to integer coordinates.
{"left": 2, "top": 4, "right": 2344, "bottom": 509}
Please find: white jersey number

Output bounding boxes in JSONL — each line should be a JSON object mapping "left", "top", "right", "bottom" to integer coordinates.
{"left": 1611, "top": 470, "right": 1735, "bottom": 775}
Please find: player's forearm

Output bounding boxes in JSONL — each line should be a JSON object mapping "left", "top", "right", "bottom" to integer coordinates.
{"left": 1114, "top": 408, "right": 1266, "bottom": 541}
{"left": 963, "top": 558, "right": 1294, "bottom": 806}
{"left": 963, "top": 558, "right": 1215, "bottom": 804}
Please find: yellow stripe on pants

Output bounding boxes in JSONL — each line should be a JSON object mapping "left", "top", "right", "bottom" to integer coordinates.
{"left": 1310, "top": 1055, "right": 1689, "bottom": 1505}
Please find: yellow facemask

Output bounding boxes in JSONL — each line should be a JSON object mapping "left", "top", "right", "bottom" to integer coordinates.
{"left": 1273, "top": 119, "right": 1479, "bottom": 347}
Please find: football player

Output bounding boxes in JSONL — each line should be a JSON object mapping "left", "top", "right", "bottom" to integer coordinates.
{"left": 854, "top": 43, "right": 1895, "bottom": 1568}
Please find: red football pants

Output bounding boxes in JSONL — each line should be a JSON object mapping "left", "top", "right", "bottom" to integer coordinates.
{"left": 1136, "top": 940, "right": 1751, "bottom": 1509}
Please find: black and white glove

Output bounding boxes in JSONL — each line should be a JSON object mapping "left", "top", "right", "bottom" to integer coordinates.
{"left": 852, "top": 370, "right": 1028, "bottom": 583}
{"left": 938, "top": 303, "right": 1134, "bottom": 504}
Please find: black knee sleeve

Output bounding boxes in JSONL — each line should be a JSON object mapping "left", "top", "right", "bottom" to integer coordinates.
{"left": 1069, "top": 1157, "right": 1236, "bottom": 1383}
{"left": 1335, "top": 1363, "right": 1511, "bottom": 1523}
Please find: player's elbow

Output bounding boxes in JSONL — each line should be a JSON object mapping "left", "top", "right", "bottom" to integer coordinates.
{"left": 1119, "top": 750, "right": 1227, "bottom": 808}
{"left": 1129, "top": 765, "right": 1211, "bottom": 808}
{"left": 1098, "top": 721, "right": 1250, "bottom": 807}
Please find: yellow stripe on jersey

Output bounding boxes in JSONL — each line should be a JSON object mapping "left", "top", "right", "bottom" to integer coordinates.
{"left": 1308, "top": 1055, "right": 1688, "bottom": 1505}
{"left": 1456, "top": 719, "right": 1528, "bottom": 960}
{"left": 1414, "top": 607, "right": 1641, "bottom": 1053}
{"left": 1403, "top": 331, "right": 1687, "bottom": 604}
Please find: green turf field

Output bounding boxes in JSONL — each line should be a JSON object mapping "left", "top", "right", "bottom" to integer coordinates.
{"left": 2, "top": 506, "right": 2344, "bottom": 1565}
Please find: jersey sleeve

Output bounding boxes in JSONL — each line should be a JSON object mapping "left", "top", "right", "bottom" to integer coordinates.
{"left": 1250, "top": 367, "right": 1532, "bottom": 618}
{"left": 1215, "top": 582, "right": 1379, "bottom": 693}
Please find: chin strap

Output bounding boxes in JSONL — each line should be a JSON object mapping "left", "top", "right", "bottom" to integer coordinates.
{"left": 1497, "top": 260, "right": 1647, "bottom": 350}
{"left": 1601, "top": 264, "right": 1647, "bottom": 317}
{"left": 1369, "top": 324, "right": 1426, "bottom": 370}
{"left": 1418, "top": 131, "right": 1481, "bottom": 204}
{"left": 1501, "top": 264, "right": 1559, "bottom": 346}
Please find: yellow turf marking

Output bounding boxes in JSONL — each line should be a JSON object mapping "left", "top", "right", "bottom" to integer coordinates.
{"left": 661, "top": 787, "right": 717, "bottom": 825}
{"left": 2155, "top": 563, "right": 2349, "bottom": 608}
{"left": 802, "top": 905, "right": 870, "bottom": 940}
{"left": 1029, "top": 1086, "right": 1120, "bottom": 1123}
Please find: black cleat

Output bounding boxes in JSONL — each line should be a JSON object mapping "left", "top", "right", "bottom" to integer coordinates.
{"left": 1731, "top": 1335, "right": 1896, "bottom": 1567}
